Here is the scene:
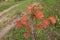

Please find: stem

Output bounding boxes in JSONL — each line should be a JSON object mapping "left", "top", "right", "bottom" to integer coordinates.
{"left": 29, "top": 19, "right": 36, "bottom": 40}
{"left": 31, "top": 24, "right": 35, "bottom": 40}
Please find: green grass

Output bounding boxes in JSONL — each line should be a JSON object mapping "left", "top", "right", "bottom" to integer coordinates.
{"left": 1, "top": 0, "right": 60, "bottom": 40}
{"left": 0, "top": 0, "right": 36, "bottom": 30}
{"left": 0, "top": 1, "right": 24, "bottom": 30}
{"left": 0, "top": 1, "right": 16, "bottom": 11}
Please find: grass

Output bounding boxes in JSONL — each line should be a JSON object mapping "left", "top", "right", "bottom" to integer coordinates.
{"left": 0, "top": 1, "right": 27, "bottom": 30}
{"left": 0, "top": 0, "right": 36, "bottom": 30}
{"left": 0, "top": 1, "right": 24, "bottom": 30}
{"left": 0, "top": 1, "right": 16, "bottom": 11}
{"left": 1, "top": 0, "right": 60, "bottom": 40}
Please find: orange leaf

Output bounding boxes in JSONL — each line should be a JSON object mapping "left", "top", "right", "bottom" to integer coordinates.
{"left": 28, "top": 4, "right": 34, "bottom": 10}
{"left": 38, "top": 25, "right": 43, "bottom": 30}
{"left": 16, "top": 21, "right": 22, "bottom": 28}
{"left": 35, "top": 11, "right": 44, "bottom": 19}
{"left": 21, "top": 22, "right": 28, "bottom": 28}
{"left": 21, "top": 15, "right": 28, "bottom": 22}
{"left": 23, "top": 33, "right": 30, "bottom": 38}
{"left": 49, "top": 16, "right": 56, "bottom": 24}
{"left": 42, "top": 19, "right": 50, "bottom": 28}
{"left": 38, "top": 5, "right": 44, "bottom": 9}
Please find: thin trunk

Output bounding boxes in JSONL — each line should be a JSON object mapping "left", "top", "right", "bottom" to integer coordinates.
{"left": 29, "top": 19, "right": 36, "bottom": 40}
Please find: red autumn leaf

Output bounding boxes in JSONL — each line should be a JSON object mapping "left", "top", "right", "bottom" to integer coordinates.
{"left": 27, "top": 27, "right": 31, "bottom": 32}
{"left": 38, "top": 5, "right": 44, "bottom": 9}
{"left": 42, "top": 19, "right": 50, "bottom": 28}
{"left": 49, "top": 17, "right": 56, "bottom": 24}
{"left": 23, "top": 33, "right": 30, "bottom": 38}
{"left": 28, "top": 4, "right": 34, "bottom": 10}
{"left": 34, "top": 25, "right": 37, "bottom": 30}
{"left": 22, "top": 21, "right": 31, "bottom": 32}
{"left": 16, "top": 21, "right": 22, "bottom": 28}
{"left": 35, "top": 11, "right": 44, "bottom": 19}
{"left": 21, "top": 21, "right": 29, "bottom": 28}
{"left": 38, "top": 25, "right": 43, "bottom": 30}
{"left": 21, "top": 15, "right": 28, "bottom": 22}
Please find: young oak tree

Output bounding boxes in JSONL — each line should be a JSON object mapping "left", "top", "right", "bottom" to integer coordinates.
{"left": 16, "top": 2, "right": 56, "bottom": 40}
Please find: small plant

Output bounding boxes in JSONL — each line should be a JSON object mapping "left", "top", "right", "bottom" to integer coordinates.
{"left": 16, "top": 3, "right": 56, "bottom": 40}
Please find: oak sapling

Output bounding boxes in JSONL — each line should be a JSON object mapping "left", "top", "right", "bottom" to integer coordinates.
{"left": 16, "top": 3, "right": 56, "bottom": 40}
